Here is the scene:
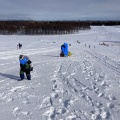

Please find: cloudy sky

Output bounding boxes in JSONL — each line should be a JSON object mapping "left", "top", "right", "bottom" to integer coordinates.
{"left": 0, "top": 0, "right": 120, "bottom": 21}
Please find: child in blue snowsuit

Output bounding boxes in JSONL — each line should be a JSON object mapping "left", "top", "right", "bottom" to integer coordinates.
{"left": 19, "top": 55, "right": 33, "bottom": 80}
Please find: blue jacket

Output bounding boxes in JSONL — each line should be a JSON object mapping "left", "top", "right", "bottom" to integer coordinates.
{"left": 61, "top": 43, "right": 68, "bottom": 56}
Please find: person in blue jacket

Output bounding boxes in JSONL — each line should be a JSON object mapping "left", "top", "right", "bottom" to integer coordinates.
{"left": 60, "top": 43, "right": 68, "bottom": 57}
{"left": 19, "top": 55, "right": 33, "bottom": 80}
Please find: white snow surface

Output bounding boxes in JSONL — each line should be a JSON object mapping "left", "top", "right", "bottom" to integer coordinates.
{"left": 0, "top": 26, "right": 120, "bottom": 120}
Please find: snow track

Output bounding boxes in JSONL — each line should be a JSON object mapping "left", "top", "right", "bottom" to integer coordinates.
{"left": 86, "top": 50, "right": 120, "bottom": 76}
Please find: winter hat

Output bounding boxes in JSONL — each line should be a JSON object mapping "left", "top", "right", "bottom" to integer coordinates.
{"left": 19, "top": 55, "right": 24, "bottom": 60}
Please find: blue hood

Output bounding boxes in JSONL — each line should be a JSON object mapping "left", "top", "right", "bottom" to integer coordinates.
{"left": 19, "top": 57, "right": 28, "bottom": 65}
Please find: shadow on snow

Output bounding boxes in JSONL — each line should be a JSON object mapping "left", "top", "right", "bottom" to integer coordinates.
{"left": 0, "top": 73, "right": 20, "bottom": 81}
{"left": 43, "top": 55, "right": 60, "bottom": 57}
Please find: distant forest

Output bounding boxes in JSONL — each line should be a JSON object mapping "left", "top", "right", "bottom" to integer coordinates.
{"left": 0, "top": 20, "right": 120, "bottom": 35}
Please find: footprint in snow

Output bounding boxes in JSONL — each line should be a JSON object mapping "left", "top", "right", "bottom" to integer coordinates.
{"left": 107, "top": 103, "right": 115, "bottom": 109}
{"left": 63, "top": 100, "right": 71, "bottom": 108}
{"left": 91, "top": 108, "right": 110, "bottom": 120}
{"left": 71, "top": 73, "right": 76, "bottom": 76}
{"left": 43, "top": 107, "right": 56, "bottom": 119}
{"left": 92, "top": 86, "right": 99, "bottom": 93}
{"left": 66, "top": 114, "right": 77, "bottom": 120}
{"left": 50, "top": 93, "right": 58, "bottom": 99}
{"left": 13, "top": 107, "right": 21, "bottom": 116}
{"left": 100, "top": 81, "right": 108, "bottom": 88}
{"left": 6, "top": 98, "right": 13, "bottom": 102}
{"left": 54, "top": 70, "right": 58, "bottom": 73}
{"left": 88, "top": 71, "right": 94, "bottom": 76}
{"left": 22, "top": 98, "right": 31, "bottom": 104}
{"left": 85, "top": 77, "right": 89, "bottom": 80}
{"left": 21, "top": 111, "right": 30, "bottom": 115}
{"left": 98, "top": 93, "right": 104, "bottom": 97}
{"left": 57, "top": 107, "right": 66, "bottom": 114}
{"left": 51, "top": 79, "right": 57, "bottom": 83}
{"left": 40, "top": 96, "right": 52, "bottom": 109}
{"left": 96, "top": 73, "right": 105, "bottom": 81}
{"left": 67, "top": 76, "right": 70, "bottom": 78}
{"left": 108, "top": 95, "right": 116, "bottom": 101}
{"left": 52, "top": 84, "right": 57, "bottom": 91}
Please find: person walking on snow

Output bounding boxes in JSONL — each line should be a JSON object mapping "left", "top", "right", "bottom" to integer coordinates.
{"left": 17, "top": 43, "right": 22, "bottom": 49}
{"left": 19, "top": 55, "right": 33, "bottom": 80}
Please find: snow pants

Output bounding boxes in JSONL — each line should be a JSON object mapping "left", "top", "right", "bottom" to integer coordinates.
{"left": 20, "top": 69, "right": 31, "bottom": 80}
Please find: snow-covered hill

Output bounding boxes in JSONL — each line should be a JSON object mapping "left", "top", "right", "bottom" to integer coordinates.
{"left": 0, "top": 26, "right": 120, "bottom": 120}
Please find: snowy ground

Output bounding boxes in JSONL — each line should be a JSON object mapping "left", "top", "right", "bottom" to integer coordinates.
{"left": 0, "top": 26, "right": 120, "bottom": 120}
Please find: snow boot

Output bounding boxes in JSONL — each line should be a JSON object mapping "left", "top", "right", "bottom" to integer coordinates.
{"left": 27, "top": 75, "right": 31, "bottom": 80}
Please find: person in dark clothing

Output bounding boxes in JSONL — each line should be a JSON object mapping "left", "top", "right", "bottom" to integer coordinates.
{"left": 60, "top": 44, "right": 65, "bottom": 57}
{"left": 20, "top": 43, "right": 22, "bottom": 49}
{"left": 17, "top": 43, "right": 22, "bottom": 49}
{"left": 19, "top": 55, "right": 33, "bottom": 80}
{"left": 60, "top": 51, "right": 64, "bottom": 57}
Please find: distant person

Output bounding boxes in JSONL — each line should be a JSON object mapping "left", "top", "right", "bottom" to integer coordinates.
{"left": 60, "top": 43, "right": 72, "bottom": 57}
{"left": 18, "top": 43, "right": 21, "bottom": 49}
{"left": 19, "top": 55, "right": 33, "bottom": 81}
{"left": 17, "top": 43, "right": 22, "bottom": 49}
{"left": 20, "top": 43, "right": 22, "bottom": 49}
{"left": 60, "top": 44, "right": 65, "bottom": 57}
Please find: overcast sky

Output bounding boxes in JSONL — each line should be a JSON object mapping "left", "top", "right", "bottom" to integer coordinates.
{"left": 0, "top": 0, "right": 120, "bottom": 21}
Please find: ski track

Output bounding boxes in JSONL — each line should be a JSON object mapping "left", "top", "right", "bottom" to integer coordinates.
{"left": 86, "top": 50, "right": 120, "bottom": 76}
{"left": 41, "top": 45, "right": 120, "bottom": 119}
{"left": 40, "top": 50, "right": 120, "bottom": 120}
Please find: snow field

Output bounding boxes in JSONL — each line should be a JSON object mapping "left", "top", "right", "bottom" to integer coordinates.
{"left": 0, "top": 26, "right": 120, "bottom": 120}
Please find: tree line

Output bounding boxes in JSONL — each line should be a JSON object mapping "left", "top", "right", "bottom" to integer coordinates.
{"left": 0, "top": 20, "right": 120, "bottom": 35}
{"left": 0, "top": 20, "right": 90, "bottom": 35}
{"left": 88, "top": 20, "right": 120, "bottom": 26}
